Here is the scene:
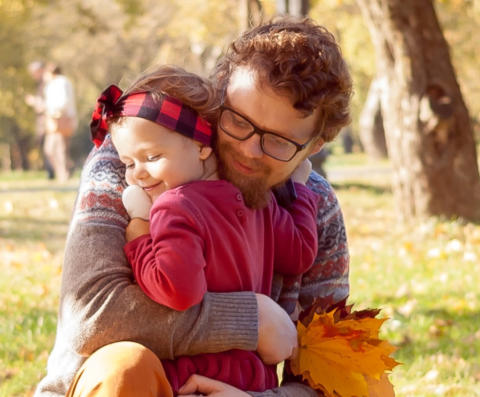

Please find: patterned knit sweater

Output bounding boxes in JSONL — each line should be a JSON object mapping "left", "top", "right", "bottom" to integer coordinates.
{"left": 34, "top": 135, "right": 349, "bottom": 397}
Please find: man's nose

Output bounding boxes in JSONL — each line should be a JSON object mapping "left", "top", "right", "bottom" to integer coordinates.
{"left": 239, "top": 133, "right": 263, "bottom": 159}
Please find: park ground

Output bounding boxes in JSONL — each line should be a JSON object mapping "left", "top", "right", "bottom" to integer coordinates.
{"left": 0, "top": 152, "right": 479, "bottom": 397}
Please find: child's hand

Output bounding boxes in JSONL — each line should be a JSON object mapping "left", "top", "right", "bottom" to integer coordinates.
{"left": 291, "top": 159, "right": 312, "bottom": 185}
{"left": 122, "top": 185, "right": 152, "bottom": 220}
{"left": 125, "top": 218, "right": 150, "bottom": 242}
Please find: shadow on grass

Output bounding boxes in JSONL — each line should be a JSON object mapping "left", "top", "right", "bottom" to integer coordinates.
{"left": 383, "top": 301, "right": 480, "bottom": 366}
{"left": 0, "top": 216, "right": 69, "bottom": 243}
{"left": 0, "top": 186, "right": 78, "bottom": 194}
{"left": 0, "top": 215, "right": 68, "bottom": 225}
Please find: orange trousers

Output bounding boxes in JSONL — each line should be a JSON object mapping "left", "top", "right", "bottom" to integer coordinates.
{"left": 66, "top": 341, "right": 174, "bottom": 397}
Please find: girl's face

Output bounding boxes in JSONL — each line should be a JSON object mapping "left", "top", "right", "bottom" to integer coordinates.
{"left": 111, "top": 117, "right": 210, "bottom": 201}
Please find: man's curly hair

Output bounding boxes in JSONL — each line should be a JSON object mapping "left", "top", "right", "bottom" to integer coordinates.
{"left": 212, "top": 17, "right": 353, "bottom": 142}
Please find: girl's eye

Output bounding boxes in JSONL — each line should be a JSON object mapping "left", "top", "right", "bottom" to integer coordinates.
{"left": 125, "top": 163, "right": 134, "bottom": 169}
{"left": 147, "top": 154, "right": 162, "bottom": 162}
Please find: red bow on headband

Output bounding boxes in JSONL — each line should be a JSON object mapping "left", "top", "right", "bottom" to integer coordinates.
{"left": 90, "top": 84, "right": 213, "bottom": 149}
{"left": 90, "top": 85, "right": 123, "bottom": 147}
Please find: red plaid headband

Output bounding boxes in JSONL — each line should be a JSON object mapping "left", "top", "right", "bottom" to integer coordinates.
{"left": 90, "top": 84, "right": 213, "bottom": 148}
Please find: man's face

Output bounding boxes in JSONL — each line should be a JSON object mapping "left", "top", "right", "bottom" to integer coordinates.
{"left": 217, "top": 66, "right": 322, "bottom": 208}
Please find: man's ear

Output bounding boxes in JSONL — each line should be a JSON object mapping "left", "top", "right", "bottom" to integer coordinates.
{"left": 308, "top": 137, "right": 325, "bottom": 156}
{"left": 199, "top": 145, "right": 213, "bottom": 160}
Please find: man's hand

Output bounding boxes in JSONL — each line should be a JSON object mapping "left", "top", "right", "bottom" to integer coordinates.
{"left": 256, "top": 293, "right": 298, "bottom": 364}
{"left": 291, "top": 159, "right": 312, "bottom": 185}
{"left": 178, "top": 375, "right": 250, "bottom": 397}
{"left": 125, "top": 218, "right": 150, "bottom": 242}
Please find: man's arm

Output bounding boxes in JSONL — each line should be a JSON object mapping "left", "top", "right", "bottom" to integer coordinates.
{"left": 300, "top": 170, "right": 350, "bottom": 306}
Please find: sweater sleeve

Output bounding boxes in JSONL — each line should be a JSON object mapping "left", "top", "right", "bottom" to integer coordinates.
{"left": 299, "top": 171, "right": 350, "bottom": 307}
{"left": 270, "top": 183, "right": 319, "bottom": 276}
{"left": 59, "top": 136, "right": 259, "bottom": 361}
{"left": 124, "top": 194, "right": 208, "bottom": 311}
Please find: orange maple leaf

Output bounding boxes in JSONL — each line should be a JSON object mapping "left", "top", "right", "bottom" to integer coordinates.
{"left": 290, "top": 300, "right": 400, "bottom": 397}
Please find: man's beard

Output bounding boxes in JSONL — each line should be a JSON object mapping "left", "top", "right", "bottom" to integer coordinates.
{"left": 217, "top": 139, "right": 272, "bottom": 209}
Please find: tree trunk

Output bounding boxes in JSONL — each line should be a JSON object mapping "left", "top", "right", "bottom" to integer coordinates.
{"left": 0, "top": 143, "right": 11, "bottom": 170}
{"left": 241, "top": 0, "right": 264, "bottom": 30}
{"left": 276, "top": 0, "right": 288, "bottom": 14}
{"left": 276, "top": 0, "right": 309, "bottom": 16}
{"left": 358, "top": 76, "right": 388, "bottom": 159}
{"left": 356, "top": 0, "right": 480, "bottom": 221}
{"left": 289, "top": 0, "right": 309, "bottom": 16}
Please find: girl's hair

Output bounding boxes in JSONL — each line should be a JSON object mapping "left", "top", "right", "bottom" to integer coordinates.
{"left": 119, "top": 64, "right": 219, "bottom": 128}
{"left": 212, "top": 17, "right": 352, "bottom": 142}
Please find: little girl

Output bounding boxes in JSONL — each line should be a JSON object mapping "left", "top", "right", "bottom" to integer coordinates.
{"left": 90, "top": 64, "right": 320, "bottom": 395}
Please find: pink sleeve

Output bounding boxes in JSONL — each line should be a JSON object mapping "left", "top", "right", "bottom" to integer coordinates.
{"left": 124, "top": 192, "right": 207, "bottom": 311}
{"left": 271, "top": 183, "right": 319, "bottom": 276}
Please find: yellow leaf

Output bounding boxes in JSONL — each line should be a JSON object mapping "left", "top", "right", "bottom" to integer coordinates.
{"left": 291, "top": 307, "right": 400, "bottom": 397}
{"left": 294, "top": 339, "right": 370, "bottom": 396}
{"left": 366, "top": 374, "right": 395, "bottom": 397}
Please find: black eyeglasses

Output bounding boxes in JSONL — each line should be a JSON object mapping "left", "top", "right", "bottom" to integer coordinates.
{"left": 218, "top": 106, "right": 313, "bottom": 162}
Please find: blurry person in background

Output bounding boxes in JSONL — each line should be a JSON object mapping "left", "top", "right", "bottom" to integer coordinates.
{"left": 25, "top": 61, "right": 55, "bottom": 179}
{"left": 43, "top": 63, "right": 78, "bottom": 182}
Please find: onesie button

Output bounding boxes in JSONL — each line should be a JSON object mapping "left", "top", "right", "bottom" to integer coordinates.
{"left": 236, "top": 193, "right": 243, "bottom": 201}
{"left": 236, "top": 209, "right": 244, "bottom": 217}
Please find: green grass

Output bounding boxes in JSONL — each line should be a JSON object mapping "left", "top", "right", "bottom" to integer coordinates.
{"left": 333, "top": 173, "right": 480, "bottom": 396}
{"left": 0, "top": 178, "right": 77, "bottom": 397}
{"left": 1, "top": 166, "right": 480, "bottom": 396}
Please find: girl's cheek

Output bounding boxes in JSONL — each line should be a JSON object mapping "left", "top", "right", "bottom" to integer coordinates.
{"left": 125, "top": 170, "right": 136, "bottom": 185}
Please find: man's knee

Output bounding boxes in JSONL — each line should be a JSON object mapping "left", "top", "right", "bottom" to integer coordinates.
{"left": 67, "top": 341, "right": 173, "bottom": 397}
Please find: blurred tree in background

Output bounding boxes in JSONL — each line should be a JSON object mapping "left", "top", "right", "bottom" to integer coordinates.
{"left": 357, "top": 0, "right": 480, "bottom": 221}
{"left": 0, "top": 0, "right": 36, "bottom": 169}
{"left": 358, "top": 76, "right": 388, "bottom": 159}
{"left": 1, "top": 0, "right": 243, "bottom": 168}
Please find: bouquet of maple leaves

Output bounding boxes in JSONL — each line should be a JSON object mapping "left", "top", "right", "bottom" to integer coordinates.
{"left": 289, "top": 296, "right": 400, "bottom": 397}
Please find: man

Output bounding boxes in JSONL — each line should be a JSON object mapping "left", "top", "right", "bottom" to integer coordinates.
{"left": 25, "top": 61, "right": 55, "bottom": 179}
{"left": 35, "top": 17, "right": 351, "bottom": 397}
{"left": 43, "top": 64, "right": 78, "bottom": 182}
